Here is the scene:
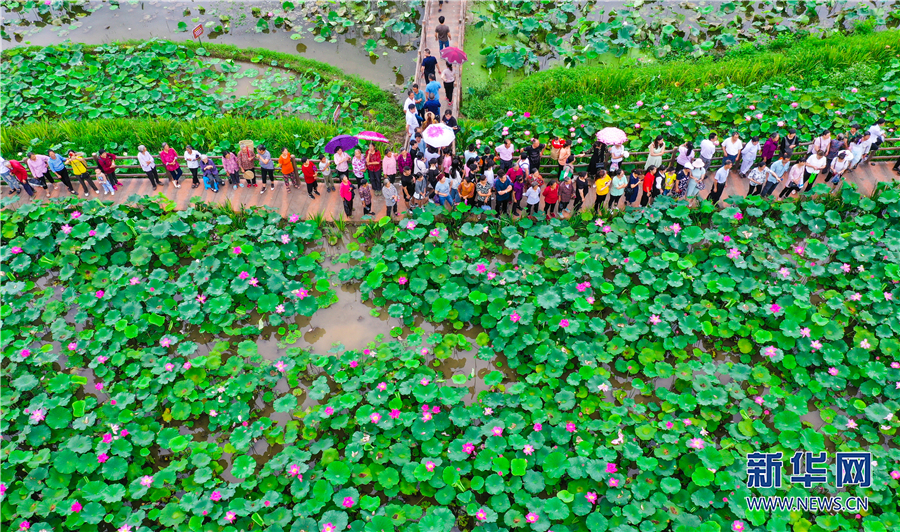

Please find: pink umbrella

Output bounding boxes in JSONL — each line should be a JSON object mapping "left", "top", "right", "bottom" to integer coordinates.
{"left": 596, "top": 127, "right": 627, "bottom": 146}
{"left": 422, "top": 124, "right": 455, "bottom": 148}
{"left": 440, "top": 47, "right": 468, "bottom": 64}
{"left": 356, "top": 131, "right": 388, "bottom": 143}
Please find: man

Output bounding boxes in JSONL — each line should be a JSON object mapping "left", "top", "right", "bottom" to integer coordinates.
{"left": 423, "top": 95, "right": 441, "bottom": 119}
{"left": 435, "top": 16, "right": 451, "bottom": 50}
{"left": 849, "top": 131, "right": 873, "bottom": 170}
{"left": 405, "top": 104, "right": 419, "bottom": 149}
{"left": 403, "top": 89, "right": 416, "bottom": 116}
{"left": 779, "top": 128, "right": 800, "bottom": 159}
{"left": 746, "top": 161, "right": 775, "bottom": 196}
{"left": 765, "top": 155, "right": 791, "bottom": 197}
{"left": 739, "top": 136, "right": 760, "bottom": 178}
{"left": 494, "top": 172, "right": 513, "bottom": 214}
{"left": 867, "top": 119, "right": 886, "bottom": 165}
{"left": 829, "top": 150, "right": 852, "bottom": 186}
{"left": 524, "top": 138, "right": 545, "bottom": 174}
{"left": 411, "top": 83, "right": 425, "bottom": 119}
{"left": 706, "top": 160, "right": 731, "bottom": 204}
{"left": 699, "top": 132, "right": 717, "bottom": 170}
{"left": 420, "top": 48, "right": 438, "bottom": 85}
{"left": 426, "top": 73, "right": 442, "bottom": 102}
{"left": 442, "top": 109, "right": 459, "bottom": 135}
{"left": 722, "top": 131, "right": 743, "bottom": 166}
{"left": 496, "top": 138, "right": 515, "bottom": 175}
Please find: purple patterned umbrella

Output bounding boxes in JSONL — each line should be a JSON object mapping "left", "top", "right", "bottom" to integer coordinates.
{"left": 596, "top": 127, "right": 627, "bottom": 146}
{"left": 324, "top": 134, "right": 359, "bottom": 154}
{"left": 422, "top": 124, "right": 455, "bottom": 148}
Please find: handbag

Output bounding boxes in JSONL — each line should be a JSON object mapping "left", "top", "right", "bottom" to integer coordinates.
{"left": 27, "top": 178, "right": 43, "bottom": 188}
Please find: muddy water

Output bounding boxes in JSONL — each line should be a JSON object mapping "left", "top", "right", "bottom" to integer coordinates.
{"left": 2, "top": 0, "right": 418, "bottom": 91}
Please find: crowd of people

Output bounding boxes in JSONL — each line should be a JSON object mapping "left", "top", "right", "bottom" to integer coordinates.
{"left": 1, "top": 117, "right": 897, "bottom": 218}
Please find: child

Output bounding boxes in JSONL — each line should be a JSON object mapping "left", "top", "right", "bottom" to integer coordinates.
{"left": 359, "top": 181, "right": 373, "bottom": 215}
{"left": 97, "top": 169, "right": 115, "bottom": 196}
{"left": 664, "top": 166, "right": 677, "bottom": 195}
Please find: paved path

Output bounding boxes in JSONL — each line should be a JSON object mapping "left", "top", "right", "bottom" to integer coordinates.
{"left": 415, "top": 0, "right": 467, "bottom": 119}
{"left": 6, "top": 164, "right": 898, "bottom": 221}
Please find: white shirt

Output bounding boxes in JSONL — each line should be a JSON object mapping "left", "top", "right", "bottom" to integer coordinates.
{"left": 700, "top": 139, "right": 717, "bottom": 159}
{"left": 184, "top": 150, "right": 201, "bottom": 169}
{"left": 484, "top": 168, "right": 495, "bottom": 187}
{"left": 810, "top": 135, "right": 830, "bottom": 154}
{"left": 523, "top": 187, "right": 541, "bottom": 205}
{"left": 403, "top": 98, "right": 415, "bottom": 112}
{"left": 609, "top": 145, "right": 625, "bottom": 161}
{"left": 723, "top": 137, "right": 743, "bottom": 156}
{"left": 496, "top": 144, "right": 515, "bottom": 161}
{"left": 850, "top": 137, "right": 874, "bottom": 156}
{"left": 806, "top": 154, "right": 826, "bottom": 173}
{"left": 831, "top": 156, "right": 851, "bottom": 175}
{"left": 714, "top": 166, "right": 730, "bottom": 184}
{"left": 414, "top": 158, "right": 427, "bottom": 176}
{"left": 137, "top": 151, "right": 155, "bottom": 171}
{"left": 868, "top": 124, "right": 885, "bottom": 142}
{"left": 741, "top": 142, "right": 759, "bottom": 158}
{"left": 406, "top": 109, "right": 419, "bottom": 135}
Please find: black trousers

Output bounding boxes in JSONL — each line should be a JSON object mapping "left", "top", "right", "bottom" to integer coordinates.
{"left": 893, "top": 154, "right": 900, "bottom": 171}
{"left": 76, "top": 173, "right": 98, "bottom": 193}
{"left": 607, "top": 194, "right": 620, "bottom": 209}
{"left": 639, "top": 191, "right": 651, "bottom": 207}
{"left": 780, "top": 183, "right": 800, "bottom": 198}
{"left": 803, "top": 170, "right": 819, "bottom": 192}
{"left": 306, "top": 181, "right": 318, "bottom": 195}
{"left": 761, "top": 181, "right": 778, "bottom": 197}
{"left": 385, "top": 203, "right": 398, "bottom": 216}
{"left": 748, "top": 183, "right": 763, "bottom": 196}
{"left": 546, "top": 202, "right": 558, "bottom": 215}
{"left": 707, "top": 181, "right": 725, "bottom": 204}
{"left": 145, "top": 167, "right": 161, "bottom": 187}
{"left": 261, "top": 168, "right": 274, "bottom": 185}
{"left": 369, "top": 169, "right": 383, "bottom": 191}
{"left": 188, "top": 167, "right": 200, "bottom": 185}
{"left": 105, "top": 171, "right": 119, "bottom": 187}
{"left": 496, "top": 199, "right": 509, "bottom": 214}
{"left": 55, "top": 168, "right": 75, "bottom": 192}
{"left": 443, "top": 81, "right": 454, "bottom": 102}
{"left": 593, "top": 193, "right": 606, "bottom": 213}
{"left": 229, "top": 172, "right": 241, "bottom": 186}
{"left": 343, "top": 199, "right": 353, "bottom": 216}
{"left": 526, "top": 203, "right": 539, "bottom": 215}
{"left": 559, "top": 200, "right": 569, "bottom": 211}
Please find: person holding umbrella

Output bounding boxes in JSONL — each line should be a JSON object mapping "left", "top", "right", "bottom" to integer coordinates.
{"left": 365, "top": 143, "right": 383, "bottom": 194}
{"left": 441, "top": 62, "right": 455, "bottom": 105}
{"left": 334, "top": 147, "right": 350, "bottom": 183}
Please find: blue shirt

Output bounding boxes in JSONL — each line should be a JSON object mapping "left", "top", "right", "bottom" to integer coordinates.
{"left": 435, "top": 181, "right": 450, "bottom": 196}
{"left": 770, "top": 160, "right": 790, "bottom": 181}
{"left": 414, "top": 90, "right": 425, "bottom": 111}
{"left": 48, "top": 155, "right": 66, "bottom": 172}
{"left": 426, "top": 81, "right": 441, "bottom": 99}
{"left": 423, "top": 99, "right": 441, "bottom": 117}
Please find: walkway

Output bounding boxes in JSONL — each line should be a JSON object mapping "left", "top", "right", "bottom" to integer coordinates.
{"left": 6, "top": 164, "right": 897, "bottom": 221}
{"left": 415, "top": 0, "right": 467, "bottom": 119}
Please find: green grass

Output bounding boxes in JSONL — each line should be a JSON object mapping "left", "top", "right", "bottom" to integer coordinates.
{"left": 463, "top": 29, "right": 900, "bottom": 118}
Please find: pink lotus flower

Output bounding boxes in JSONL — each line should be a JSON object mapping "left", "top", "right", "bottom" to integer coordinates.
{"left": 510, "top": 312, "right": 520, "bottom": 323}
{"left": 96, "top": 290, "right": 104, "bottom": 298}
{"left": 754, "top": 396, "right": 764, "bottom": 405}
{"left": 10, "top": 246, "right": 23, "bottom": 254}
{"left": 288, "top": 464, "right": 301, "bottom": 477}
{"left": 67, "top": 341, "right": 78, "bottom": 351}
{"left": 289, "top": 214, "right": 300, "bottom": 223}
{"left": 275, "top": 304, "right": 285, "bottom": 314}
{"left": 726, "top": 93, "right": 733, "bottom": 98}
{"left": 587, "top": 296, "right": 595, "bottom": 304}
{"left": 183, "top": 361, "right": 191, "bottom": 370}
{"left": 62, "top": 224, "right": 72, "bottom": 234}
{"left": 665, "top": 121, "right": 672, "bottom": 126}
{"left": 71, "top": 211, "right": 82, "bottom": 219}
{"left": 723, "top": 235, "right": 731, "bottom": 242}
{"left": 849, "top": 292, "right": 862, "bottom": 301}
{"left": 377, "top": 382, "right": 387, "bottom": 391}
{"left": 97, "top": 453, "right": 109, "bottom": 463}
{"left": 770, "top": 303, "right": 782, "bottom": 313}
{"left": 636, "top": 101, "right": 644, "bottom": 107}
{"left": 649, "top": 315, "right": 661, "bottom": 325}
{"left": 727, "top": 248, "right": 741, "bottom": 259}
{"left": 791, "top": 102, "right": 799, "bottom": 108}
{"left": 687, "top": 438, "right": 705, "bottom": 450}
{"left": 422, "top": 412, "right": 432, "bottom": 421}
{"left": 211, "top": 491, "right": 222, "bottom": 502}
{"left": 209, "top": 410, "right": 217, "bottom": 417}
{"left": 95, "top": 382, "right": 104, "bottom": 391}
{"left": 634, "top": 123, "right": 641, "bottom": 129}
{"left": 506, "top": 111, "right": 514, "bottom": 117}
{"left": 860, "top": 339, "right": 871, "bottom": 349}
{"left": 349, "top": 360, "right": 358, "bottom": 368}
{"left": 777, "top": 120, "right": 785, "bottom": 127}
{"left": 323, "top": 406, "right": 334, "bottom": 416}
{"left": 523, "top": 444, "right": 534, "bottom": 455}
{"left": 398, "top": 276, "right": 407, "bottom": 285}
{"left": 565, "top": 422, "right": 576, "bottom": 433}
{"left": 523, "top": 112, "right": 531, "bottom": 118}
{"left": 370, "top": 412, "right": 382, "bottom": 423}
{"left": 429, "top": 228, "right": 440, "bottom": 237}
{"left": 117, "top": 525, "right": 131, "bottom": 532}
{"left": 140, "top": 475, "right": 153, "bottom": 487}
{"left": 733, "top": 212, "right": 743, "bottom": 220}
{"left": 295, "top": 288, "right": 309, "bottom": 299}
{"left": 102, "top": 433, "right": 112, "bottom": 443}
{"left": 559, "top": 318, "right": 569, "bottom": 328}
{"left": 666, "top": 421, "right": 674, "bottom": 429}
{"left": 19, "top": 522, "right": 29, "bottom": 531}
{"left": 432, "top": 406, "right": 440, "bottom": 414}
{"left": 799, "top": 327, "right": 811, "bottom": 338}
{"left": 425, "top": 461, "right": 435, "bottom": 472}
{"left": 389, "top": 409, "right": 400, "bottom": 419}
{"left": 30, "top": 408, "right": 46, "bottom": 422}
{"left": 603, "top": 225, "right": 612, "bottom": 233}
{"left": 608, "top": 478, "right": 619, "bottom": 487}
{"left": 778, "top": 267, "right": 790, "bottom": 279}
{"left": 850, "top": 87, "right": 858, "bottom": 93}
{"left": 585, "top": 491, "right": 598, "bottom": 504}
{"left": 492, "top": 426, "right": 503, "bottom": 437}
{"left": 463, "top": 443, "right": 475, "bottom": 455}
{"left": 847, "top": 419, "right": 858, "bottom": 429}
{"left": 811, "top": 340, "right": 822, "bottom": 350}
{"left": 71, "top": 501, "right": 83, "bottom": 513}
{"left": 886, "top": 292, "right": 894, "bottom": 301}
{"left": 533, "top": 423, "right": 542, "bottom": 431}
{"left": 249, "top": 277, "right": 259, "bottom": 286}
{"left": 764, "top": 346, "right": 778, "bottom": 358}
{"left": 890, "top": 470, "right": 900, "bottom": 480}
{"left": 526, "top": 513, "right": 538, "bottom": 523}
{"left": 406, "top": 220, "right": 417, "bottom": 230}
{"left": 476, "top": 509, "right": 487, "bottom": 521}
{"left": 828, "top": 367, "right": 839, "bottom": 376}
{"left": 225, "top": 511, "right": 236, "bottom": 523}
{"left": 233, "top": 246, "right": 242, "bottom": 254}
{"left": 663, "top": 105, "right": 669, "bottom": 110}
{"left": 0, "top": 483, "right": 6, "bottom": 495}
{"left": 20, "top": 348, "right": 30, "bottom": 358}
{"left": 343, "top": 496, "right": 355, "bottom": 508}
{"left": 670, "top": 223, "right": 681, "bottom": 235}
{"left": 280, "top": 234, "right": 290, "bottom": 244}
{"left": 732, "top": 521, "right": 745, "bottom": 532}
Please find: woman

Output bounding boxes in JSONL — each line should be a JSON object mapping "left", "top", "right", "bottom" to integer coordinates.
{"left": 414, "top": 173, "right": 428, "bottom": 209}
{"left": 779, "top": 129, "right": 800, "bottom": 159}
{"left": 333, "top": 147, "right": 350, "bottom": 183}
{"left": 160, "top": 143, "right": 182, "bottom": 188}
{"left": 184, "top": 145, "right": 202, "bottom": 188}
{"left": 557, "top": 140, "right": 572, "bottom": 179}
{"left": 475, "top": 174, "right": 492, "bottom": 209}
{"left": 510, "top": 174, "right": 524, "bottom": 216}
{"left": 559, "top": 175, "right": 574, "bottom": 213}
{"left": 640, "top": 165, "right": 656, "bottom": 207}
{"left": 66, "top": 151, "right": 98, "bottom": 196}
{"left": 97, "top": 149, "right": 119, "bottom": 189}
{"left": 586, "top": 140, "right": 607, "bottom": 179}
{"left": 574, "top": 172, "right": 589, "bottom": 211}
{"left": 459, "top": 176, "right": 475, "bottom": 205}
{"left": 237, "top": 144, "right": 256, "bottom": 187}
{"left": 137, "top": 145, "right": 162, "bottom": 190}
{"left": 625, "top": 168, "right": 641, "bottom": 205}
{"left": 593, "top": 170, "right": 610, "bottom": 213}
{"left": 7, "top": 159, "right": 35, "bottom": 197}
{"left": 523, "top": 182, "right": 541, "bottom": 216}
{"left": 319, "top": 155, "right": 335, "bottom": 192}
{"left": 673, "top": 165, "right": 692, "bottom": 200}
{"left": 687, "top": 160, "right": 705, "bottom": 200}
{"left": 351, "top": 148, "right": 367, "bottom": 186}
{"left": 413, "top": 152, "right": 428, "bottom": 177}
{"left": 339, "top": 175, "right": 354, "bottom": 216}
{"left": 675, "top": 141, "right": 694, "bottom": 172}
{"left": 383, "top": 179, "right": 400, "bottom": 217}
{"left": 646, "top": 136, "right": 665, "bottom": 170}
{"left": 779, "top": 160, "right": 806, "bottom": 198}
{"left": 442, "top": 148, "right": 453, "bottom": 175}
{"left": 761, "top": 133, "right": 780, "bottom": 166}
{"left": 256, "top": 146, "right": 274, "bottom": 194}
{"left": 279, "top": 148, "right": 300, "bottom": 193}
{"left": 804, "top": 149, "right": 827, "bottom": 192}
{"left": 222, "top": 151, "right": 240, "bottom": 188}
{"left": 382, "top": 150, "right": 397, "bottom": 184}
{"left": 609, "top": 143, "right": 626, "bottom": 171}
{"left": 365, "top": 143, "right": 383, "bottom": 193}
{"left": 25, "top": 152, "right": 52, "bottom": 197}
{"left": 200, "top": 155, "right": 220, "bottom": 193}
{"left": 396, "top": 148, "right": 412, "bottom": 176}
{"left": 609, "top": 169, "right": 627, "bottom": 210}
{"left": 441, "top": 62, "right": 455, "bottom": 104}
{"left": 47, "top": 150, "right": 76, "bottom": 194}
{"left": 302, "top": 157, "right": 320, "bottom": 198}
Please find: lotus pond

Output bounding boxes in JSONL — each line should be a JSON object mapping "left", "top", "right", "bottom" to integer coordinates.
{"left": 2, "top": 180, "right": 900, "bottom": 532}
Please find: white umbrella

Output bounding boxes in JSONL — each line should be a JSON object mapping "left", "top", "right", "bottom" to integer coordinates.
{"left": 422, "top": 124, "right": 455, "bottom": 148}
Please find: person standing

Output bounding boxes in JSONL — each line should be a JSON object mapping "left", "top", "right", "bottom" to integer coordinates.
{"left": 592, "top": 170, "right": 610, "bottom": 213}
{"left": 420, "top": 49, "right": 438, "bottom": 84}
{"left": 333, "top": 147, "right": 350, "bottom": 183}
{"left": 257, "top": 146, "right": 274, "bottom": 194}
{"left": 494, "top": 173, "right": 513, "bottom": 214}
{"left": 779, "top": 160, "right": 806, "bottom": 199}
{"left": 779, "top": 128, "right": 800, "bottom": 159}
{"left": 96, "top": 149, "right": 120, "bottom": 189}
{"left": 358, "top": 180, "right": 373, "bottom": 215}
{"left": 183, "top": 146, "right": 202, "bottom": 188}
{"left": 699, "top": 133, "right": 717, "bottom": 169}
{"left": 848, "top": 132, "right": 873, "bottom": 170}
{"left": 415, "top": 172, "right": 429, "bottom": 209}
{"left": 829, "top": 150, "right": 852, "bottom": 186}
{"left": 646, "top": 136, "right": 665, "bottom": 170}
{"left": 496, "top": 138, "right": 515, "bottom": 176}
{"left": 558, "top": 175, "right": 574, "bottom": 213}
{"left": 396, "top": 148, "right": 412, "bottom": 176}
{"left": 423, "top": 90, "right": 441, "bottom": 118}
{"left": 441, "top": 62, "right": 455, "bottom": 105}
{"left": 739, "top": 136, "right": 760, "bottom": 178}
{"left": 7, "top": 159, "right": 35, "bottom": 197}
{"left": 319, "top": 155, "right": 335, "bottom": 193}
{"left": 160, "top": 143, "right": 183, "bottom": 188}
{"left": 586, "top": 140, "right": 607, "bottom": 179}
{"left": 722, "top": 131, "right": 743, "bottom": 166}
{"left": 675, "top": 141, "right": 694, "bottom": 172}
{"left": 97, "top": 169, "right": 115, "bottom": 195}
{"left": 223, "top": 151, "right": 240, "bottom": 189}
{"left": 673, "top": 165, "right": 691, "bottom": 200}
{"left": 442, "top": 109, "right": 459, "bottom": 136}
{"left": 237, "top": 144, "right": 256, "bottom": 187}
{"left": 137, "top": 145, "right": 162, "bottom": 190}
{"left": 556, "top": 140, "right": 572, "bottom": 179}
{"left": 746, "top": 161, "right": 774, "bottom": 196}
{"left": 405, "top": 104, "right": 419, "bottom": 148}
{"left": 280, "top": 148, "right": 300, "bottom": 193}
{"left": 640, "top": 166, "right": 655, "bottom": 207}
{"left": 435, "top": 15, "right": 451, "bottom": 50}
{"left": 340, "top": 175, "right": 354, "bottom": 216}
{"left": 524, "top": 138, "right": 545, "bottom": 174}
{"left": 706, "top": 161, "right": 731, "bottom": 204}
{"left": 383, "top": 179, "right": 400, "bottom": 217}
{"left": 351, "top": 148, "right": 367, "bottom": 187}
{"left": 66, "top": 151, "right": 98, "bottom": 196}
{"left": 609, "top": 142, "right": 626, "bottom": 171}
{"left": 803, "top": 150, "right": 827, "bottom": 192}
{"left": 47, "top": 150, "right": 75, "bottom": 194}
{"left": 299, "top": 157, "right": 319, "bottom": 198}
{"left": 609, "top": 168, "right": 627, "bottom": 209}
{"left": 810, "top": 130, "right": 831, "bottom": 159}
{"left": 0, "top": 156, "right": 23, "bottom": 195}
{"left": 761, "top": 133, "right": 779, "bottom": 166}
{"left": 383, "top": 150, "right": 398, "bottom": 184}
{"left": 25, "top": 152, "right": 52, "bottom": 197}
{"left": 523, "top": 182, "right": 541, "bottom": 216}
{"left": 824, "top": 134, "right": 847, "bottom": 181}
{"left": 866, "top": 119, "right": 886, "bottom": 165}
{"left": 475, "top": 174, "right": 492, "bottom": 209}
{"left": 765, "top": 156, "right": 791, "bottom": 197}
{"left": 573, "top": 171, "right": 589, "bottom": 211}
{"left": 459, "top": 176, "right": 475, "bottom": 205}
{"left": 365, "top": 143, "right": 383, "bottom": 193}
{"left": 425, "top": 73, "right": 442, "bottom": 103}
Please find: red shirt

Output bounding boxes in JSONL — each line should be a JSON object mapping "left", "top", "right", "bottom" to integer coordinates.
{"left": 98, "top": 153, "right": 117, "bottom": 173}
{"left": 506, "top": 166, "right": 523, "bottom": 182}
{"left": 542, "top": 185, "right": 559, "bottom": 204}
{"left": 9, "top": 160, "right": 28, "bottom": 182}
{"left": 551, "top": 139, "right": 566, "bottom": 150}
{"left": 643, "top": 171, "right": 655, "bottom": 192}
{"left": 366, "top": 150, "right": 382, "bottom": 171}
{"left": 302, "top": 162, "right": 317, "bottom": 183}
